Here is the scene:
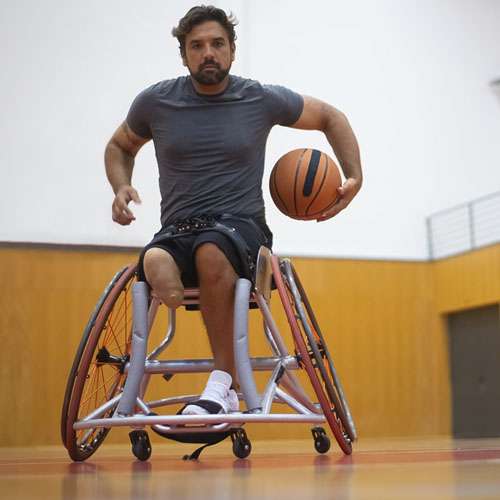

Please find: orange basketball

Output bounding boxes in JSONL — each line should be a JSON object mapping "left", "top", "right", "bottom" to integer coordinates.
{"left": 269, "top": 148, "right": 342, "bottom": 220}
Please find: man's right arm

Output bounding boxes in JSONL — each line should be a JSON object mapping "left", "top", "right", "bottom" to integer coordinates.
{"left": 104, "top": 121, "right": 150, "bottom": 225}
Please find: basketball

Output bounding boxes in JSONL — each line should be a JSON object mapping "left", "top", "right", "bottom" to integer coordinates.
{"left": 269, "top": 148, "right": 342, "bottom": 220}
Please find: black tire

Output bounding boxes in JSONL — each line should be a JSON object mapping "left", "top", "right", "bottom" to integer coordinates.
{"left": 130, "top": 430, "right": 152, "bottom": 461}
{"left": 231, "top": 429, "right": 252, "bottom": 459}
{"left": 232, "top": 438, "right": 252, "bottom": 459}
{"left": 312, "top": 427, "right": 331, "bottom": 454}
{"left": 61, "top": 264, "right": 137, "bottom": 461}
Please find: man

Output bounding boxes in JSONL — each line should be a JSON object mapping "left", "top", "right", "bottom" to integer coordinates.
{"left": 105, "top": 6, "right": 362, "bottom": 416}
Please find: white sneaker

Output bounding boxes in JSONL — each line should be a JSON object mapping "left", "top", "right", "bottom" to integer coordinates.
{"left": 182, "top": 370, "right": 240, "bottom": 415}
{"left": 226, "top": 389, "right": 239, "bottom": 413}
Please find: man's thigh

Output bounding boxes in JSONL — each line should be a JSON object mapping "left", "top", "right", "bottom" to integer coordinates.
{"left": 137, "top": 234, "right": 196, "bottom": 286}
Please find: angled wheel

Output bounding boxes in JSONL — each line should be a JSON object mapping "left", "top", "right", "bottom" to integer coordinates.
{"left": 231, "top": 429, "right": 252, "bottom": 459}
{"left": 311, "top": 427, "right": 331, "bottom": 454}
{"left": 130, "top": 430, "right": 152, "bottom": 461}
{"left": 271, "top": 256, "right": 356, "bottom": 455}
{"left": 61, "top": 263, "right": 137, "bottom": 461}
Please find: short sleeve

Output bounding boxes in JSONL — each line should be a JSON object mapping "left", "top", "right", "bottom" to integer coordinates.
{"left": 263, "top": 85, "right": 304, "bottom": 126}
{"left": 126, "top": 87, "right": 154, "bottom": 139}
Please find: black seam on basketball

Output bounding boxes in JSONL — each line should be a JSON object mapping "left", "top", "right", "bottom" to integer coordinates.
{"left": 303, "top": 149, "right": 322, "bottom": 197}
{"left": 306, "top": 194, "right": 339, "bottom": 216}
{"left": 305, "top": 152, "right": 328, "bottom": 216}
{"left": 294, "top": 149, "right": 308, "bottom": 216}
{"left": 272, "top": 161, "right": 289, "bottom": 214}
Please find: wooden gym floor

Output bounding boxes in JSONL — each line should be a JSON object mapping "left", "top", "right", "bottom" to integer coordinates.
{"left": 2, "top": 437, "right": 500, "bottom": 499}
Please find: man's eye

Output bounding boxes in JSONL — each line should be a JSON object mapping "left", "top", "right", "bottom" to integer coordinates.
{"left": 214, "top": 41, "right": 224, "bottom": 47}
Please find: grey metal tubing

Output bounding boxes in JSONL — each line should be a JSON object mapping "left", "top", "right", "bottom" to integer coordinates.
{"left": 135, "top": 397, "right": 151, "bottom": 415}
{"left": 145, "top": 395, "right": 202, "bottom": 409}
{"left": 145, "top": 392, "right": 243, "bottom": 409}
{"left": 279, "top": 372, "right": 318, "bottom": 413}
{"left": 255, "top": 294, "right": 289, "bottom": 356}
{"left": 262, "top": 322, "right": 280, "bottom": 356}
{"left": 275, "top": 387, "right": 316, "bottom": 415}
{"left": 137, "top": 355, "right": 299, "bottom": 374}
{"left": 260, "top": 363, "right": 282, "bottom": 414}
{"left": 139, "top": 298, "right": 162, "bottom": 399}
{"left": 147, "top": 297, "right": 160, "bottom": 331}
{"left": 234, "top": 278, "right": 261, "bottom": 411}
{"left": 147, "top": 305, "right": 176, "bottom": 361}
{"left": 82, "top": 394, "right": 122, "bottom": 422}
{"left": 115, "top": 281, "right": 150, "bottom": 416}
{"left": 74, "top": 413, "right": 326, "bottom": 430}
{"left": 255, "top": 292, "right": 318, "bottom": 413}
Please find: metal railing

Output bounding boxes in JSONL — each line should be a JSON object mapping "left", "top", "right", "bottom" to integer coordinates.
{"left": 426, "top": 191, "right": 500, "bottom": 260}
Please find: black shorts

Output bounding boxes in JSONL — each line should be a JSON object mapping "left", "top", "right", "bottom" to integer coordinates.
{"left": 137, "top": 215, "right": 273, "bottom": 288}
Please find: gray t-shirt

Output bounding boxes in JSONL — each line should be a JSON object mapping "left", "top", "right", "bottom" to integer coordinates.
{"left": 126, "top": 75, "right": 304, "bottom": 226}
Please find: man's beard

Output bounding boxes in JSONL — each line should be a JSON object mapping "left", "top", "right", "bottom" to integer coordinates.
{"left": 189, "top": 61, "right": 230, "bottom": 85}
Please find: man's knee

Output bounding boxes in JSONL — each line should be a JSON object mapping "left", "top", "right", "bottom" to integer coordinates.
{"left": 143, "top": 248, "right": 184, "bottom": 309}
{"left": 195, "top": 243, "right": 237, "bottom": 285}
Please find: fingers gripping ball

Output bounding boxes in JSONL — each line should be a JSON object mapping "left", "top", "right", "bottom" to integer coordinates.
{"left": 269, "top": 149, "right": 342, "bottom": 220}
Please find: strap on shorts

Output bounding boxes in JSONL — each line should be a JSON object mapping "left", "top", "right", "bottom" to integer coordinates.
{"left": 151, "top": 214, "right": 263, "bottom": 282}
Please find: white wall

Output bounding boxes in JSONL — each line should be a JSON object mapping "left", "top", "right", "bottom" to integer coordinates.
{"left": 1, "top": 0, "right": 499, "bottom": 259}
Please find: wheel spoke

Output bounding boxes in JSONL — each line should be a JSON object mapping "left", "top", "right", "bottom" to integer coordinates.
{"left": 104, "top": 322, "right": 125, "bottom": 357}
{"left": 102, "top": 293, "right": 130, "bottom": 348}
{"left": 102, "top": 295, "right": 133, "bottom": 354}
{"left": 79, "top": 368, "right": 121, "bottom": 409}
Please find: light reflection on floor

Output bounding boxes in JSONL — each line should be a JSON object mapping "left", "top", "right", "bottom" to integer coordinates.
{"left": 2, "top": 438, "right": 500, "bottom": 500}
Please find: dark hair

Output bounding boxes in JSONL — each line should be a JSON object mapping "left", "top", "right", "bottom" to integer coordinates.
{"left": 172, "top": 5, "right": 238, "bottom": 56}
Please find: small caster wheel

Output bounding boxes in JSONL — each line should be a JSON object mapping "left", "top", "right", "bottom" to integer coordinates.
{"left": 311, "top": 427, "right": 330, "bottom": 454}
{"left": 231, "top": 429, "right": 252, "bottom": 459}
{"left": 129, "top": 430, "right": 152, "bottom": 461}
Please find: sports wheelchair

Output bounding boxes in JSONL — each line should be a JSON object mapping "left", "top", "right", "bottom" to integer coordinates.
{"left": 61, "top": 247, "right": 356, "bottom": 461}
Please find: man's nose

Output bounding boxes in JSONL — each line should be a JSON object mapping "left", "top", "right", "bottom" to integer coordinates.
{"left": 202, "top": 44, "right": 215, "bottom": 59}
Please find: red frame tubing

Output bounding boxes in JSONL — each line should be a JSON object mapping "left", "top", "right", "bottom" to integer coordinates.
{"left": 65, "top": 263, "right": 137, "bottom": 461}
{"left": 271, "top": 255, "right": 352, "bottom": 455}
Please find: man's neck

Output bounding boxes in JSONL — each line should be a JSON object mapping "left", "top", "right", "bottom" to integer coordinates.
{"left": 189, "top": 75, "right": 231, "bottom": 96}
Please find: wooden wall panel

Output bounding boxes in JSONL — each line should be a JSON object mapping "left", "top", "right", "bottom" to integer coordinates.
{"left": 288, "top": 258, "right": 451, "bottom": 439}
{"left": 0, "top": 246, "right": 452, "bottom": 447}
{"left": 433, "top": 244, "right": 500, "bottom": 313}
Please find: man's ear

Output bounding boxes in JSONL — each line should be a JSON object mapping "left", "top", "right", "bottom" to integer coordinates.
{"left": 180, "top": 48, "right": 187, "bottom": 67}
{"left": 231, "top": 43, "right": 236, "bottom": 62}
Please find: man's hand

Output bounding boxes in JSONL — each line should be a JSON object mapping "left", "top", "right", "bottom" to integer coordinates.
{"left": 105, "top": 121, "right": 150, "bottom": 226}
{"left": 316, "top": 177, "right": 361, "bottom": 222}
{"left": 291, "top": 96, "right": 363, "bottom": 222}
{"left": 112, "top": 185, "right": 142, "bottom": 225}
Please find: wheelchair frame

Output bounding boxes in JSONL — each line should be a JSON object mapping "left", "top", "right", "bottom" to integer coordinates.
{"left": 61, "top": 248, "right": 356, "bottom": 461}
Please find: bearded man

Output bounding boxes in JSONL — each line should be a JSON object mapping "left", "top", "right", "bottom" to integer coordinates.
{"left": 104, "top": 5, "right": 362, "bottom": 415}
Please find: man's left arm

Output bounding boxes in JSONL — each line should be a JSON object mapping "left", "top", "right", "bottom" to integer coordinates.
{"left": 291, "top": 95, "right": 363, "bottom": 221}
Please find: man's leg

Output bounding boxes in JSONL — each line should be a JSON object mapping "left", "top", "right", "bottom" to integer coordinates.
{"left": 195, "top": 242, "right": 238, "bottom": 380}
{"left": 143, "top": 247, "right": 184, "bottom": 309}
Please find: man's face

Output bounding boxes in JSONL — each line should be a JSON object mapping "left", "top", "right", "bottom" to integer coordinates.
{"left": 183, "top": 20, "right": 235, "bottom": 86}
